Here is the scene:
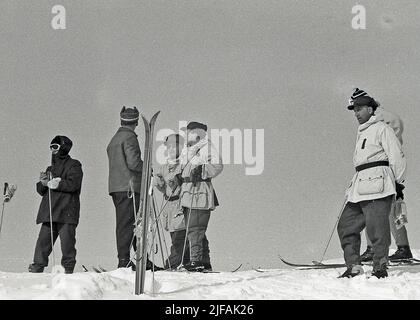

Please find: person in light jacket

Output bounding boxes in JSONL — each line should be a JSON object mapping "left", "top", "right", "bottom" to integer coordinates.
{"left": 178, "top": 121, "right": 223, "bottom": 272}
{"left": 337, "top": 95, "right": 406, "bottom": 279}
{"left": 155, "top": 133, "right": 190, "bottom": 269}
{"left": 350, "top": 89, "right": 412, "bottom": 262}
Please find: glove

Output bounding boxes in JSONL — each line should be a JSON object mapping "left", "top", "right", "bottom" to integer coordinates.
{"left": 190, "top": 165, "right": 203, "bottom": 185}
{"left": 395, "top": 182, "right": 405, "bottom": 200}
{"left": 47, "top": 177, "right": 61, "bottom": 190}
{"left": 168, "top": 173, "right": 183, "bottom": 190}
{"left": 155, "top": 173, "right": 165, "bottom": 189}
{"left": 40, "top": 172, "right": 48, "bottom": 186}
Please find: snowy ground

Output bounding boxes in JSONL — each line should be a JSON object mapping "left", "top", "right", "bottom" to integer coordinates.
{"left": 2, "top": 251, "right": 420, "bottom": 299}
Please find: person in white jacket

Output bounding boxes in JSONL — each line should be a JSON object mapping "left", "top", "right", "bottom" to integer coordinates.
{"left": 177, "top": 121, "right": 223, "bottom": 272}
{"left": 337, "top": 95, "right": 407, "bottom": 278}
{"left": 349, "top": 89, "right": 412, "bottom": 262}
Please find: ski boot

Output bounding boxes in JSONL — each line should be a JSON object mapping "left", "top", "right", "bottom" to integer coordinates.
{"left": 371, "top": 264, "right": 388, "bottom": 279}
{"left": 146, "top": 259, "right": 164, "bottom": 271}
{"left": 28, "top": 263, "right": 44, "bottom": 273}
{"left": 389, "top": 246, "right": 413, "bottom": 261}
{"left": 118, "top": 259, "right": 136, "bottom": 271}
{"left": 338, "top": 265, "right": 364, "bottom": 278}
{"left": 184, "top": 261, "right": 205, "bottom": 272}
{"left": 64, "top": 266, "right": 74, "bottom": 274}
{"left": 203, "top": 262, "right": 212, "bottom": 272}
{"left": 360, "top": 246, "right": 374, "bottom": 262}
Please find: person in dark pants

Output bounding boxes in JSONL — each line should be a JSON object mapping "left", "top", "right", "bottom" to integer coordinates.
{"left": 155, "top": 133, "right": 190, "bottom": 269}
{"left": 107, "top": 106, "right": 142, "bottom": 269}
{"left": 107, "top": 106, "right": 161, "bottom": 270}
{"left": 29, "top": 135, "right": 83, "bottom": 274}
{"left": 337, "top": 95, "right": 406, "bottom": 279}
{"left": 178, "top": 121, "right": 223, "bottom": 272}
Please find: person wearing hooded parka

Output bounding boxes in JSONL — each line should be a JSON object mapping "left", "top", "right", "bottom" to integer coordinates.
{"left": 29, "top": 135, "right": 83, "bottom": 274}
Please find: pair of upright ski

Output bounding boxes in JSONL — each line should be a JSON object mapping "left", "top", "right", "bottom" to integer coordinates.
{"left": 134, "top": 111, "right": 160, "bottom": 295}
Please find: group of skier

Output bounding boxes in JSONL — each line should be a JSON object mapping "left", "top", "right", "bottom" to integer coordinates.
{"left": 27, "top": 106, "right": 223, "bottom": 274}
{"left": 21, "top": 86, "right": 413, "bottom": 277}
{"left": 337, "top": 88, "right": 411, "bottom": 279}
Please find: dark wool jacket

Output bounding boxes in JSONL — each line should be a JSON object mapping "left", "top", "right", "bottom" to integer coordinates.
{"left": 36, "top": 156, "right": 83, "bottom": 225}
{"left": 107, "top": 127, "right": 143, "bottom": 194}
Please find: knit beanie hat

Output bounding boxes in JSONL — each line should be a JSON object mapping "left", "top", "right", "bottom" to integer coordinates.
{"left": 347, "top": 88, "right": 379, "bottom": 110}
{"left": 120, "top": 106, "right": 140, "bottom": 124}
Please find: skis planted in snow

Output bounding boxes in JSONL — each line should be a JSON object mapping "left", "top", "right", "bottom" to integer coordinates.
{"left": 135, "top": 111, "right": 160, "bottom": 295}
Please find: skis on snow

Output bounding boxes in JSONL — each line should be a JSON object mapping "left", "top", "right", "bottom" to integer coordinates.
{"left": 279, "top": 256, "right": 420, "bottom": 270}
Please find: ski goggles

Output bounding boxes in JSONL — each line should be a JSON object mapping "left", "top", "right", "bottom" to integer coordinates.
{"left": 50, "top": 143, "right": 61, "bottom": 151}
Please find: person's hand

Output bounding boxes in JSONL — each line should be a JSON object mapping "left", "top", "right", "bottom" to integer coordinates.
{"left": 396, "top": 182, "right": 405, "bottom": 200}
{"left": 155, "top": 173, "right": 165, "bottom": 188}
{"left": 190, "top": 165, "right": 203, "bottom": 185}
{"left": 47, "top": 177, "right": 61, "bottom": 189}
{"left": 40, "top": 172, "right": 48, "bottom": 186}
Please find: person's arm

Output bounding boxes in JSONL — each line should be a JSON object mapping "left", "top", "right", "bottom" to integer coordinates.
{"left": 55, "top": 162, "right": 83, "bottom": 193}
{"left": 36, "top": 168, "right": 49, "bottom": 196}
{"left": 381, "top": 126, "right": 406, "bottom": 184}
{"left": 154, "top": 165, "right": 166, "bottom": 194}
{"left": 123, "top": 136, "right": 143, "bottom": 173}
{"left": 202, "top": 143, "right": 223, "bottom": 179}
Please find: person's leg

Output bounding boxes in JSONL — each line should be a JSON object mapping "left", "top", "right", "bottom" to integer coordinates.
{"left": 58, "top": 223, "right": 77, "bottom": 273}
{"left": 184, "top": 208, "right": 210, "bottom": 265}
{"left": 360, "top": 229, "right": 374, "bottom": 262}
{"left": 112, "top": 192, "right": 136, "bottom": 266}
{"left": 388, "top": 209, "right": 412, "bottom": 259}
{"left": 202, "top": 235, "right": 211, "bottom": 270}
{"left": 32, "top": 223, "right": 59, "bottom": 269}
{"left": 388, "top": 200, "right": 409, "bottom": 247}
{"left": 337, "top": 202, "right": 366, "bottom": 267}
{"left": 166, "top": 230, "right": 186, "bottom": 268}
{"left": 362, "top": 196, "right": 393, "bottom": 270}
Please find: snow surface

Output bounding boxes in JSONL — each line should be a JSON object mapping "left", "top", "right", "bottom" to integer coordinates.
{"left": 2, "top": 251, "right": 420, "bottom": 300}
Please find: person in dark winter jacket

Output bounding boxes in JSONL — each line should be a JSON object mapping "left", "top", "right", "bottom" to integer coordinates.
{"left": 29, "top": 136, "right": 83, "bottom": 274}
{"left": 107, "top": 106, "right": 143, "bottom": 269}
{"left": 107, "top": 106, "right": 162, "bottom": 271}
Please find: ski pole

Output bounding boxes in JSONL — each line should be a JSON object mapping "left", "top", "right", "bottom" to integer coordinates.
{"left": 152, "top": 193, "right": 172, "bottom": 269}
{"left": 48, "top": 172, "right": 56, "bottom": 269}
{"left": 150, "top": 191, "right": 166, "bottom": 268}
{"left": 0, "top": 183, "right": 7, "bottom": 237}
{"left": 318, "top": 197, "right": 348, "bottom": 264}
{"left": 178, "top": 185, "right": 196, "bottom": 270}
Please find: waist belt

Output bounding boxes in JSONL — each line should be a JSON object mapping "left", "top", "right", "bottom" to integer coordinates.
{"left": 164, "top": 195, "right": 180, "bottom": 201}
{"left": 181, "top": 177, "right": 212, "bottom": 183}
{"left": 355, "top": 161, "right": 389, "bottom": 172}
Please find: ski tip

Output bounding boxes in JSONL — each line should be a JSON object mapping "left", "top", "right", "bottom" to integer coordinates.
{"left": 81, "top": 265, "right": 89, "bottom": 272}
{"left": 232, "top": 263, "right": 243, "bottom": 272}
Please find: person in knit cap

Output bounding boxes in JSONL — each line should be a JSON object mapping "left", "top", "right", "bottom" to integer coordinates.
{"left": 349, "top": 89, "right": 413, "bottom": 262}
{"left": 176, "top": 121, "right": 223, "bottom": 272}
{"left": 107, "top": 106, "right": 143, "bottom": 270}
{"left": 29, "top": 135, "right": 83, "bottom": 274}
{"left": 107, "top": 106, "right": 162, "bottom": 271}
{"left": 336, "top": 93, "right": 406, "bottom": 278}
{"left": 154, "top": 133, "right": 190, "bottom": 269}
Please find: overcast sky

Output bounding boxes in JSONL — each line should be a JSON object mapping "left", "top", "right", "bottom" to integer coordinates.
{"left": 1, "top": 0, "right": 420, "bottom": 272}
